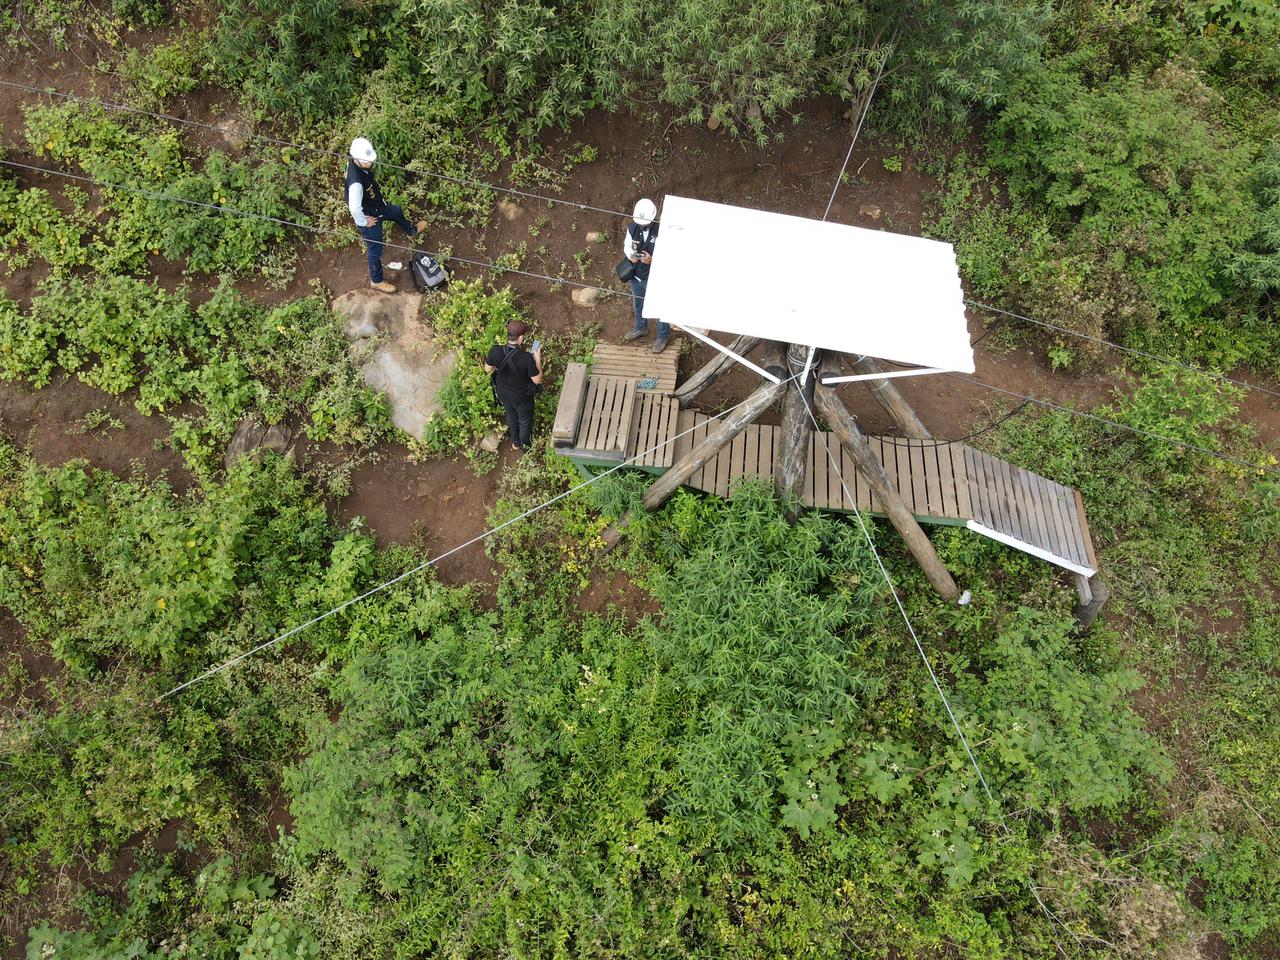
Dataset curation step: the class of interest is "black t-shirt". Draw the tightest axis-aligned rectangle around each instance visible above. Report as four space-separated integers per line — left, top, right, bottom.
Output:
486 343 538 403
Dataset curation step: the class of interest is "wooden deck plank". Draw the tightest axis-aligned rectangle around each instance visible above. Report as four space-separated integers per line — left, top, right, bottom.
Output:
987 455 1017 539
1044 478 1080 565
758 425 775 487
998 460 1029 545
674 409 696 463
552 363 590 443
656 397 678 467
1033 472 1071 562
907 442 929 516
589 343 680 394
920 442 943 515
639 395 662 466
999 459 1029 543
582 377 610 450
952 445 973 521
1055 479 1091 568
1073 488 1099 571
589 377 619 451
962 448 989 526
933 442 958 517
615 382 638 458
1016 466 1053 556
740 424 761 479
575 378 601 449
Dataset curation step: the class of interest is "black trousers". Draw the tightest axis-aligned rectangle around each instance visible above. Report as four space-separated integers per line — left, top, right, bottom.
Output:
501 396 534 449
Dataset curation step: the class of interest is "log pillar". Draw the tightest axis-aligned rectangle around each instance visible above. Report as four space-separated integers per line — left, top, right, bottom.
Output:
814 383 959 600
672 335 763 405
775 344 816 518
848 355 933 441
599 377 789 551
1071 573 1110 630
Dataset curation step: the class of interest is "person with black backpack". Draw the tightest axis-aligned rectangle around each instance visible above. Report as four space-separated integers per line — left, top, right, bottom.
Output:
483 320 543 453
345 137 427 293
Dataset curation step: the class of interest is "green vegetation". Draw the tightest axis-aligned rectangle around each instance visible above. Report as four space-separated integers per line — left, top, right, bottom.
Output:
2 1 1280 958
5 368 1276 954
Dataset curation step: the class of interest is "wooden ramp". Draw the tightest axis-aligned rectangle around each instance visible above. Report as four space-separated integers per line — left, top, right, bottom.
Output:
552 367 1097 577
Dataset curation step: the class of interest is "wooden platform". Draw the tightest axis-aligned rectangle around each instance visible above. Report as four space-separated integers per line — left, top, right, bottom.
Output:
553 372 1098 577
588 343 680 395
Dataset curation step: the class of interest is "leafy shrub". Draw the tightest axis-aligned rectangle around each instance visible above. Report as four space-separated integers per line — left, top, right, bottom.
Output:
26 857 319 959
212 0 378 120
25 101 305 277
0 276 392 475
119 34 213 108
418 280 528 454
989 57 1269 366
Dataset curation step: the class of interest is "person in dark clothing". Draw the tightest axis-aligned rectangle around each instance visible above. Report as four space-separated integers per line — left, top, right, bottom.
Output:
621 198 667 352
345 137 427 292
484 320 543 452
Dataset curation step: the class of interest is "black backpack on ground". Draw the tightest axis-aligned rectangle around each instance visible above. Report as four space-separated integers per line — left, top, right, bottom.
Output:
410 252 449 293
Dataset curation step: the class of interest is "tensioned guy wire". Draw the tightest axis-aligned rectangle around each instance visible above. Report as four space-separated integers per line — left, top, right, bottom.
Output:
158 371 803 700
0 77 643 223
0 158 647 305
796 390 1079 958
966 299 1280 402
948 374 1280 478
10 77 1280 408
9 155 1276 480
822 46 891 222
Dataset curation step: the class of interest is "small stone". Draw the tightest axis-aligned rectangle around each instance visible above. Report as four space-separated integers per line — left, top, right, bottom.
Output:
215 117 251 151
415 480 432 498
707 114 721 131
225 417 293 470
479 431 503 453
571 286 601 307
859 204 882 221
585 231 604 243
498 199 522 221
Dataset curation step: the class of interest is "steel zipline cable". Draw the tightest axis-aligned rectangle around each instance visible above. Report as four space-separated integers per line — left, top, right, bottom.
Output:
815 90 1079 959
796 392 1080 958
7 77 1280 407
966 299 1280 401
6 156 1278 479
0 77 643 223
0 157 646 305
157 370 804 700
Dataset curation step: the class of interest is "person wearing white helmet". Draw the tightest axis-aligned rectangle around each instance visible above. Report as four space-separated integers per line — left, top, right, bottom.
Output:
621 198 668 353
345 137 427 293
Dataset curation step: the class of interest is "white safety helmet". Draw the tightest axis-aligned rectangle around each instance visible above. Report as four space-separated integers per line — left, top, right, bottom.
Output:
349 137 377 163
632 198 657 227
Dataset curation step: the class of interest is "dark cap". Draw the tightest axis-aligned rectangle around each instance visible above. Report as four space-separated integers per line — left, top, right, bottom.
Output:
507 320 528 338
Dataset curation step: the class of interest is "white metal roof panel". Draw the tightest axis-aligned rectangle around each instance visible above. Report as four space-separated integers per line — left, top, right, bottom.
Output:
641 195 975 374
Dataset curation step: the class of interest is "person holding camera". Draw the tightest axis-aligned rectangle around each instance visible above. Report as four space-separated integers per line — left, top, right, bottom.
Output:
484 320 543 453
621 198 668 353
345 137 427 293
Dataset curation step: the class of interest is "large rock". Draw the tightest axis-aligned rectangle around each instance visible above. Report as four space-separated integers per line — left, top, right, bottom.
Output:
571 286 602 307
225 417 293 470
332 288 456 439
215 117 251 151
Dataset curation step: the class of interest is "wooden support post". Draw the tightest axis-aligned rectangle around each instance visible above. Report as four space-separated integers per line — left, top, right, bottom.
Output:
672 335 762 404
775 344 816 518
848 355 933 441
599 378 788 552
1071 573 1109 630
814 384 960 600
757 340 787 380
